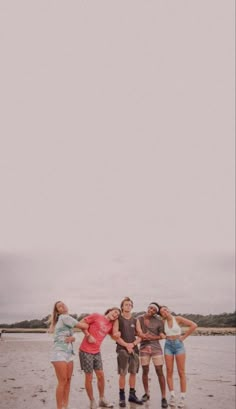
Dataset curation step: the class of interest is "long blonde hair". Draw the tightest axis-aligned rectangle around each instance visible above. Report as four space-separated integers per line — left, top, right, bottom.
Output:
48 301 61 333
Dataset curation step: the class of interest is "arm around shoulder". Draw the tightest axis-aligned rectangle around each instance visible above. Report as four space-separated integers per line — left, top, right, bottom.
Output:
75 318 89 331
136 318 145 338
112 318 121 339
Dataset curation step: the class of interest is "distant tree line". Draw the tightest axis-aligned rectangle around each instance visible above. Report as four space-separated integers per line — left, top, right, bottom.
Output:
0 313 84 329
0 311 235 329
176 312 236 327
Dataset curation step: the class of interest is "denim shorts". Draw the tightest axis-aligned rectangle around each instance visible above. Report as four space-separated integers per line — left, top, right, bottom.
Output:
51 350 75 362
164 339 185 356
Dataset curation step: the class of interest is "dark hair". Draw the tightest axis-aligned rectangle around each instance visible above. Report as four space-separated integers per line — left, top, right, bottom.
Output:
120 296 133 311
158 305 168 316
149 302 161 314
104 307 121 315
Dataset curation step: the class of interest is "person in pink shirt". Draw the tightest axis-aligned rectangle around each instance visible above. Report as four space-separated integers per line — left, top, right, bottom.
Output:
79 307 121 409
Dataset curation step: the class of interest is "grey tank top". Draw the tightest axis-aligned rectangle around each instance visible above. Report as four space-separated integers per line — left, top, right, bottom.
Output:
116 315 138 352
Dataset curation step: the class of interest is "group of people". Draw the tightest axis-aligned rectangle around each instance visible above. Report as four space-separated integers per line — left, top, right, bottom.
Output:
49 297 197 409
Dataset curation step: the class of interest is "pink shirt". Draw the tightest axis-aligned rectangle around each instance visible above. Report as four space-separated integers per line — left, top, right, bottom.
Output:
79 313 113 354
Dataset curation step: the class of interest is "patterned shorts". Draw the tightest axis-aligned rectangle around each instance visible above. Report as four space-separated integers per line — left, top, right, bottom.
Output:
140 345 164 366
79 350 103 373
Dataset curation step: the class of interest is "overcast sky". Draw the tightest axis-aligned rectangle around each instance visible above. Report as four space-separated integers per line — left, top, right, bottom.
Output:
0 1 235 323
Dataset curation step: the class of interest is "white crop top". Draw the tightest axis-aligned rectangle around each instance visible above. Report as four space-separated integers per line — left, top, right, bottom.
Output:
164 316 182 336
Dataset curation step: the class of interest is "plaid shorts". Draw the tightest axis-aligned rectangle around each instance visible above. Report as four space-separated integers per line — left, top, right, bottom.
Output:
79 350 103 373
140 344 164 366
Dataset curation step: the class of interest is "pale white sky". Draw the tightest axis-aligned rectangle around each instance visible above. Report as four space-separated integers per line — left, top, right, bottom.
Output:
0 1 235 323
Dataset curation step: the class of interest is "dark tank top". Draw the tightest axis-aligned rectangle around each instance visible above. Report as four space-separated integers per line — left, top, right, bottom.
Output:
116 315 138 353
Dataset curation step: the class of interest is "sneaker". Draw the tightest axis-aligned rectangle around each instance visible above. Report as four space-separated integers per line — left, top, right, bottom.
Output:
141 393 150 402
161 398 168 408
99 398 114 408
128 392 143 405
169 395 176 407
177 397 185 408
90 399 97 409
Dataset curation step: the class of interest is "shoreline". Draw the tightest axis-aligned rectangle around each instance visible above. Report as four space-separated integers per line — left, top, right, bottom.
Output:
0 334 235 409
193 327 236 335
1 327 236 335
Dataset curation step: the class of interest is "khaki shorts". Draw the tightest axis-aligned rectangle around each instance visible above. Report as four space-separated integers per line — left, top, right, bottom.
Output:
117 349 139 375
140 352 164 366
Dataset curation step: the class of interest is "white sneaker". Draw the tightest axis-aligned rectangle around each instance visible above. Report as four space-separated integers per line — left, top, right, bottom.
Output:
169 395 176 406
90 399 98 409
177 397 186 408
99 398 114 408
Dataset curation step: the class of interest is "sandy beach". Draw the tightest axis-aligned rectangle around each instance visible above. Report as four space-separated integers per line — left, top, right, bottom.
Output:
0 333 235 409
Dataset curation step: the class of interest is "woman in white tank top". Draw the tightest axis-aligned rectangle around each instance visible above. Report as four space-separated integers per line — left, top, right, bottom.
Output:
159 305 197 408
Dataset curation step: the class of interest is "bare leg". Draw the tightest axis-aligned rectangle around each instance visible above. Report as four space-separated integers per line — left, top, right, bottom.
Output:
52 362 70 409
164 355 174 392
63 361 73 408
119 374 126 389
129 373 136 389
175 354 186 393
155 365 166 398
85 372 94 401
142 365 150 395
95 370 105 398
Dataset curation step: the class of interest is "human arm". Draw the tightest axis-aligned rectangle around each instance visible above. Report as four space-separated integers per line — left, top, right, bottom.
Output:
115 337 134 353
75 319 89 331
176 316 198 341
139 330 164 341
65 336 76 343
142 333 164 341
112 319 121 340
115 331 141 353
60 314 90 343
159 319 166 339
65 319 89 343
136 317 164 340
132 336 142 346
78 317 96 343
136 318 146 338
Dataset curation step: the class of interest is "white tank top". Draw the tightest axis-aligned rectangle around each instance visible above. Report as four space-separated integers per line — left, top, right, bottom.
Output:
164 316 181 336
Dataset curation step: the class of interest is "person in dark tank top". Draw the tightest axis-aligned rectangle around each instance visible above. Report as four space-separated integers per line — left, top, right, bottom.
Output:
112 297 143 407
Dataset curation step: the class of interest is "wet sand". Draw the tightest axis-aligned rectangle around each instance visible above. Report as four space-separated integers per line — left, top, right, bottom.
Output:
0 333 235 409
